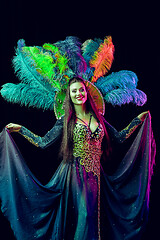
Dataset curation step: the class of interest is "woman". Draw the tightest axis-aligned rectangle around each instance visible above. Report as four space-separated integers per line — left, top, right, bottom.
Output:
2 77 152 240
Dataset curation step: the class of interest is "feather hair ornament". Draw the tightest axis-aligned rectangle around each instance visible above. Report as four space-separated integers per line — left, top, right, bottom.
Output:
89 36 114 83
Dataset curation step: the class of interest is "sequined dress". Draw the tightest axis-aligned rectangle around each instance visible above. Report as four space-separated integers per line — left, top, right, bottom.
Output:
0 114 156 240
72 119 104 240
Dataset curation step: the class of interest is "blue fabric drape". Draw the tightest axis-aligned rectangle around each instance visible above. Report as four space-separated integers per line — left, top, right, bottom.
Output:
0 114 156 240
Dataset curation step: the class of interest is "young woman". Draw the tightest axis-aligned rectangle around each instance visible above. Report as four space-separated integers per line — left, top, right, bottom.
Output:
2 77 152 240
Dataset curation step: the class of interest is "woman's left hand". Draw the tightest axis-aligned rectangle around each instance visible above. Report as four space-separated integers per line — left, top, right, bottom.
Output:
137 111 149 121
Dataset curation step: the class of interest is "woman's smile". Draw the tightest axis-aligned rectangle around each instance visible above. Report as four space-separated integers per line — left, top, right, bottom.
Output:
76 96 84 100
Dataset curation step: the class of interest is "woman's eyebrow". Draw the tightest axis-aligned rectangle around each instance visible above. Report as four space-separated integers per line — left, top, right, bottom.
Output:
71 87 84 91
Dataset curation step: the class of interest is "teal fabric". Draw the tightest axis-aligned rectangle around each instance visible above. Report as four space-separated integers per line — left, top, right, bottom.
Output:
0 114 156 239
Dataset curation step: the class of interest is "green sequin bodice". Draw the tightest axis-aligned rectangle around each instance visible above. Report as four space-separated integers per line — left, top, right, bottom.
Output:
73 122 105 177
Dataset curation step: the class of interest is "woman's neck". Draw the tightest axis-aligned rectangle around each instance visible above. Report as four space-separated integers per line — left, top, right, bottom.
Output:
74 104 88 118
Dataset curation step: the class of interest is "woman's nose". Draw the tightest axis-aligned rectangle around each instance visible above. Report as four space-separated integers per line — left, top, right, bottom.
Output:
76 90 82 96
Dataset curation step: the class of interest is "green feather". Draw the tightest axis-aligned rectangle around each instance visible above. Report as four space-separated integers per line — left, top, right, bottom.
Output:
43 43 69 74
43 43 59 53
0 39 58 110
22 46 61 89
12 40 57 92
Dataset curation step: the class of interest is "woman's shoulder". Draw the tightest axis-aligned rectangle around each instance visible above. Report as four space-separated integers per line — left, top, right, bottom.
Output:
56 115 65 123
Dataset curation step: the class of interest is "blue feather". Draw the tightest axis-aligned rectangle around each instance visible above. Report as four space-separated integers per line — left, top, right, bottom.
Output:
55 36 87 75
17 38 25 49
1 83 55 110
95 70 138 94
81 38 103 79
13 39 58 92
0 39 57 110
95 70 147 106
82 38 103 66
104 88 147 106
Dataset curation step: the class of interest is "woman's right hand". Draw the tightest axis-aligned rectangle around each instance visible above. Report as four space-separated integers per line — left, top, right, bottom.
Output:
137 111 149 122
6 123 22 133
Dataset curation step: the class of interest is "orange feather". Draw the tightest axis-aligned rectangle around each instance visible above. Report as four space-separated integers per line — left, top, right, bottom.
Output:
90 36 114 83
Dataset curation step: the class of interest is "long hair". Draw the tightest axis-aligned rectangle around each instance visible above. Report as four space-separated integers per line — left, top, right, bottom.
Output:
59 77 111 162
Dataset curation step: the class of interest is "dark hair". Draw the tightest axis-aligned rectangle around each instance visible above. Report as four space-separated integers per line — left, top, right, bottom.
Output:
59 77 111 162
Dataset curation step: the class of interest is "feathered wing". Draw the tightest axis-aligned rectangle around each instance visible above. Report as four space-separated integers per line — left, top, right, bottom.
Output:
95 70 147 106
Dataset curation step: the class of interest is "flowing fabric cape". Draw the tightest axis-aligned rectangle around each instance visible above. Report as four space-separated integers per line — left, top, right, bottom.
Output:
0 114 156 240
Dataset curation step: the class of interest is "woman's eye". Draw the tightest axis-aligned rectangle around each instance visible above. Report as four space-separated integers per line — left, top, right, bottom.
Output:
80 88 85 92
71 88 85 93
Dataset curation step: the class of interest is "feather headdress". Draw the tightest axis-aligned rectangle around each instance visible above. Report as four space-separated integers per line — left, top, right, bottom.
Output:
1 36 147 118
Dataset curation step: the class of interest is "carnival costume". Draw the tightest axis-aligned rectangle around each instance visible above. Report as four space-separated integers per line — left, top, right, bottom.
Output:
0 36 156 240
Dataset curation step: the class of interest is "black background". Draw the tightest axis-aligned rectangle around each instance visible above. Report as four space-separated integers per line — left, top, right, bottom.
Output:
0 0 159 239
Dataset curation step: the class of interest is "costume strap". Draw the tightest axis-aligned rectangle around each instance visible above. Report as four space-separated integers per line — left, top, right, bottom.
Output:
76 114 93 128
89 114 92 128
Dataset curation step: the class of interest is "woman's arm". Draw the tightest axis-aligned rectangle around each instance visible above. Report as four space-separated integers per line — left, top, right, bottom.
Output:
104 111 148 143
6 116 64 149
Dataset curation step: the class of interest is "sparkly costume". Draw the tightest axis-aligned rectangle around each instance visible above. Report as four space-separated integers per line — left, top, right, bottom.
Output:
0 114 156 240
0 36 156 239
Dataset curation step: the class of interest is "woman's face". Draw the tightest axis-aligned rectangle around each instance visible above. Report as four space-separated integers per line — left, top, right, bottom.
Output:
70 81 87 105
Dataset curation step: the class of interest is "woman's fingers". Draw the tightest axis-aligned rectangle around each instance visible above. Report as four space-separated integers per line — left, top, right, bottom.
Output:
5 123 21 132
